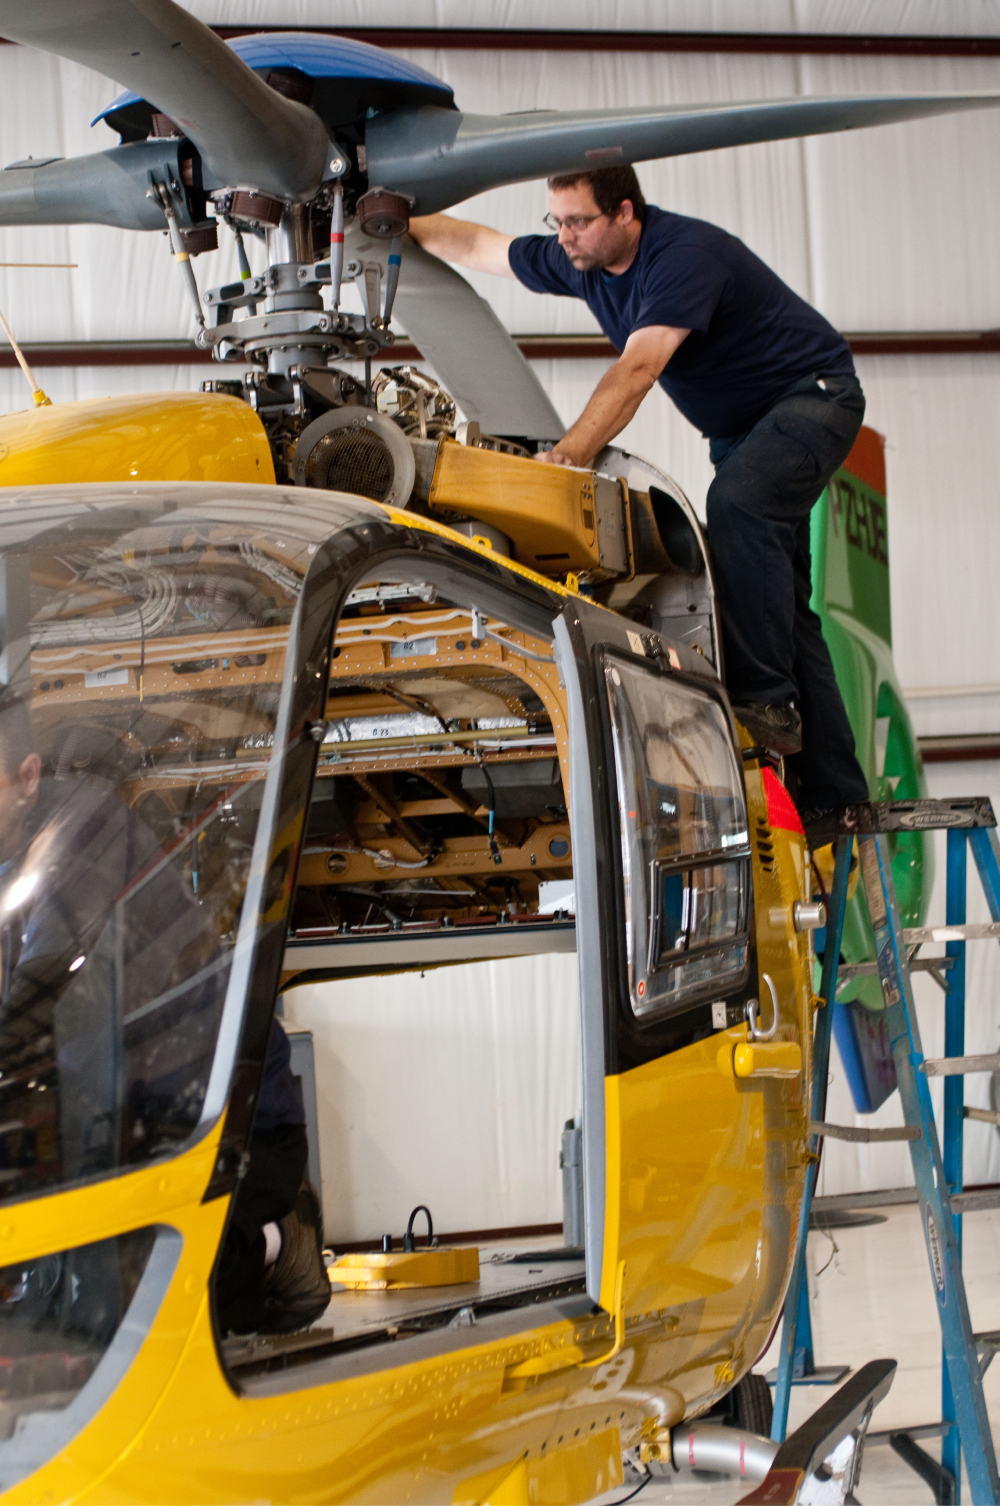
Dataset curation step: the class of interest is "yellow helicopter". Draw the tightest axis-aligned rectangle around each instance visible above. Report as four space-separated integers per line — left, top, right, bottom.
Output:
0 3 991 1501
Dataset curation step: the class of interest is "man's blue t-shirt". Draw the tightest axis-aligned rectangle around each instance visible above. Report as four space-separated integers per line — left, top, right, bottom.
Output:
508 206 854 440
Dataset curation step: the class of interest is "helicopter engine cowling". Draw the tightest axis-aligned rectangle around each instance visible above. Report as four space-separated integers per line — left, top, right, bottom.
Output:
293 407 416 508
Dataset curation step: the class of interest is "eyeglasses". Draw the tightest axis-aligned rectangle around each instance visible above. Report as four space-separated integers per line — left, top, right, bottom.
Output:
542 210 608 233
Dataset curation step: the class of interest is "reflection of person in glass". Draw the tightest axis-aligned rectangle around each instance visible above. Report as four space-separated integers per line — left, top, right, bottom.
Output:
0 695 328 1333
215 1018 331 1336
0 695 223 1186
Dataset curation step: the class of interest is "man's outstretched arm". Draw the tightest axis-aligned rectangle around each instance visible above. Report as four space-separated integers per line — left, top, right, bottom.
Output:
537 325 690 467
409 214 517 279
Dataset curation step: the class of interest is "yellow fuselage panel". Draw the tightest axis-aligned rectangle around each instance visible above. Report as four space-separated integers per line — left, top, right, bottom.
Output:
428 439 604 575
12 1275 673 1503
599 750 812 1418
0 392 275 487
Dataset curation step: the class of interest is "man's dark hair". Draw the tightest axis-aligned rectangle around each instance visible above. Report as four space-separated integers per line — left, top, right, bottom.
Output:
546 164 647 224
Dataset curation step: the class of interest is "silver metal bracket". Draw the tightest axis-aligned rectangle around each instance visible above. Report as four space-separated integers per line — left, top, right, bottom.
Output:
738 1360 895 1505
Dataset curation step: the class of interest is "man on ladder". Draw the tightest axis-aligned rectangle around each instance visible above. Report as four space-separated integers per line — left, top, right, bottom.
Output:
411 164 869 840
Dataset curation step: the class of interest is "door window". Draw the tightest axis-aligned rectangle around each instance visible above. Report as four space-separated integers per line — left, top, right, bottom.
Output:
605 656 750 1022
0 491 318 1207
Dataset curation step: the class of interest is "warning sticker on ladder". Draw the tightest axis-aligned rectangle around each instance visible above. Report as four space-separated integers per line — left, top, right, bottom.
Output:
926 1208 946 1305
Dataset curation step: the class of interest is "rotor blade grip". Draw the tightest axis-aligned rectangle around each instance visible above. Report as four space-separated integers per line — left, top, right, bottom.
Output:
368 92 1000 212
0 0 329 202
0 145 180 230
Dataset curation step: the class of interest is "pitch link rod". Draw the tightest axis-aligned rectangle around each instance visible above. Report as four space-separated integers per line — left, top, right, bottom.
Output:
152 183 204 328
329 181 344 310
382 235 402 326
233 227 252 283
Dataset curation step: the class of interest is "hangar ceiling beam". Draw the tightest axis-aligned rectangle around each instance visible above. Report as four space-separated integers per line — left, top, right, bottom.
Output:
3 27 1000 57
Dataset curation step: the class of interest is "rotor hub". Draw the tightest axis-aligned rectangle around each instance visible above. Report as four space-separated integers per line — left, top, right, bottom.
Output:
357 189 412 240
230 191 285 229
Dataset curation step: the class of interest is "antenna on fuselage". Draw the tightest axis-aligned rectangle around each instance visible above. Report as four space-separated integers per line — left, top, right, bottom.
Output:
0 261 76 408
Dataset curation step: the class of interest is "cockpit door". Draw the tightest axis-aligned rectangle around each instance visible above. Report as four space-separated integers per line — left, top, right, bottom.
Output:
553 599 754 1323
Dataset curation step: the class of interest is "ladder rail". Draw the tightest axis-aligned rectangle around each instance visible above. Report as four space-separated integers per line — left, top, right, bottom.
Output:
771 835 853 1444
862 832 1000 1504
968 827 1000 924
942 826 967 1494
944 817 1000 1499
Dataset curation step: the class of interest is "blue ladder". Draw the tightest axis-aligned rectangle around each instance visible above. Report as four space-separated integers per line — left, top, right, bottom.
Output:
771 798 1000 1505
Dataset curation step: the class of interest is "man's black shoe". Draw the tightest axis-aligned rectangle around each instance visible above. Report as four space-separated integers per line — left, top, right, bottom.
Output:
731 701 802 756
800 806 840 849
261 1184 331 1334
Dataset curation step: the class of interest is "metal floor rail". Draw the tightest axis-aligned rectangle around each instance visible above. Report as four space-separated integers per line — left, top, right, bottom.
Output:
771 797 1000 1505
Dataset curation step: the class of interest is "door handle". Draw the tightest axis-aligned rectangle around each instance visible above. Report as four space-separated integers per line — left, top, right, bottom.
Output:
748 972 780 1039
733 1039 802 1078
717 973 802 1078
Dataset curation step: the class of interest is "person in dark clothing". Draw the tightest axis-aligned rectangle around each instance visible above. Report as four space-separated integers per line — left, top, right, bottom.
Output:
0 706 225 1189
410 165 870 834
214 1017 330 1336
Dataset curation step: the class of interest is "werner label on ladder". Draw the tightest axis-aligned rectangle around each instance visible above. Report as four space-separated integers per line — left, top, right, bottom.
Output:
773 796 1000 1506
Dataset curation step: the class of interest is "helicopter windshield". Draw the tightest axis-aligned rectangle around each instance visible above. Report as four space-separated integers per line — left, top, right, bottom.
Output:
0 486 330 1209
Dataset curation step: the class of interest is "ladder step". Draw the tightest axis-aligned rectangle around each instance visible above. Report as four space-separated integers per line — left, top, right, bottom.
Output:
814 1188 918 1214
903 921 1000 945
868 1422 949 1447
837 956 955 981
809 1120 921 1143
920 1053 1000 1077
838 796 996 835
951 1189 1000 1213
977 1333 1000 1377
964 1106 1000 1127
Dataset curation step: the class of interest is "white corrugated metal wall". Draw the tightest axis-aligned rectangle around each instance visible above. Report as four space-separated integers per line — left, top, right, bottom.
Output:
0 4 998 1227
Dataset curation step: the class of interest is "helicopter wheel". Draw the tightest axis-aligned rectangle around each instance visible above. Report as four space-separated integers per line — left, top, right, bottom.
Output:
733 1371 773 1436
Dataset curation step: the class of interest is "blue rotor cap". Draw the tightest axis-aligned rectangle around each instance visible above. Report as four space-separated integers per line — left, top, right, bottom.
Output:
93 30 454 136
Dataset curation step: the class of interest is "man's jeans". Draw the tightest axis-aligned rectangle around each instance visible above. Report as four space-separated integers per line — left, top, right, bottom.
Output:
706 373 869 812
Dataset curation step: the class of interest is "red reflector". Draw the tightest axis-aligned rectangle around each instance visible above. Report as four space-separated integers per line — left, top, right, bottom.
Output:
762 767 804 834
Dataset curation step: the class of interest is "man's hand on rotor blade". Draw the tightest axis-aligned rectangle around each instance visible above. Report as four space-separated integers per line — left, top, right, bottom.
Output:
408 213 517 279
535 324 690 467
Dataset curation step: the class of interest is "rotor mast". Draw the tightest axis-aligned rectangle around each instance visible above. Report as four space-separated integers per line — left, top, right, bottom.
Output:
196 178 405 389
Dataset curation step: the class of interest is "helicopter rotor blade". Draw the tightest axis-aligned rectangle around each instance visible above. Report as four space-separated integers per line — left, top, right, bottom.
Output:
0 0 329 202
0 142 194 230
347 224 564 439
367 91 1000 213
394 246 566 439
